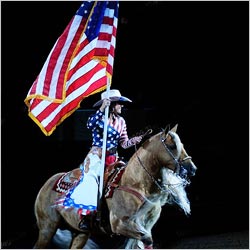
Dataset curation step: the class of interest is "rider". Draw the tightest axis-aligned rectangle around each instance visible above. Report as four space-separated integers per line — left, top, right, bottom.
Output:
62 89 143 231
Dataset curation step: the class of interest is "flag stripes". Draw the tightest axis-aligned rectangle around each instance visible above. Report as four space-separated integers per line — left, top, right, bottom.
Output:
24 1 119 136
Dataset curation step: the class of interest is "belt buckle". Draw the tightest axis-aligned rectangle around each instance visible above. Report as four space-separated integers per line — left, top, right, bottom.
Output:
108 147 116 155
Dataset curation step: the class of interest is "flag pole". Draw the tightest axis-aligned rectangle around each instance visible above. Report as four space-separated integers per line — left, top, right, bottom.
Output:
98 78 111 200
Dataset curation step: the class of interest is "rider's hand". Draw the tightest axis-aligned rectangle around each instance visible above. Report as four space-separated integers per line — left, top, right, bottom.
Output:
100 98 111 112
134 136 143 144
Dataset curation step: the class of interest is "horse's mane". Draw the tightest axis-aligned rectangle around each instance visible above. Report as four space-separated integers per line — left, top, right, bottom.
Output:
167 131 182 159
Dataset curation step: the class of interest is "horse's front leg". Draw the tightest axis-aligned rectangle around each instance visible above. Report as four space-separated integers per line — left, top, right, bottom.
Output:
134 201 162 249
110 215 153 248
110 201 162 249
70 232 90 249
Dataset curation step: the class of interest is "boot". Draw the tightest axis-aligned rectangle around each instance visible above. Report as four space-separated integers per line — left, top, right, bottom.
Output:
78 211 97 231
78 214 92 231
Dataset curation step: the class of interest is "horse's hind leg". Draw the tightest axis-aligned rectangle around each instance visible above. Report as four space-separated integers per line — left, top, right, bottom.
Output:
33 227 57 249
33 213 60 249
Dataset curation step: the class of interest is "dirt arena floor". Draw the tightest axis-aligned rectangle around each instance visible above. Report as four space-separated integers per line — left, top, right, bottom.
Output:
166 230 249 249
2 228 248 249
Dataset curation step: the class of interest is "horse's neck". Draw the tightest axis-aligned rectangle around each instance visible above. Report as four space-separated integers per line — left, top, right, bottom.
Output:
120 146 158 188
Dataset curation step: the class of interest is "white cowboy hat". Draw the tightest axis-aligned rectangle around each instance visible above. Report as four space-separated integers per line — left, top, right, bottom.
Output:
93 89 132 107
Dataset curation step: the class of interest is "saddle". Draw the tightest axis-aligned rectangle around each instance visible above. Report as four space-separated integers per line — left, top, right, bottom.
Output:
53 161 127 234
104 161 126 198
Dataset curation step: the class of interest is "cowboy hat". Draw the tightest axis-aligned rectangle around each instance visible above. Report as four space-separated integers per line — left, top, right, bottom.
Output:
93 89 132 107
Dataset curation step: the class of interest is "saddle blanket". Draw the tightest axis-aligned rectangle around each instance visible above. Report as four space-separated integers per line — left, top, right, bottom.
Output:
53 168 81 193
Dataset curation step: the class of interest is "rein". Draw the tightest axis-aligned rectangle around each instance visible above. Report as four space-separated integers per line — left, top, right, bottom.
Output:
134 143 164 192
114 131 191 202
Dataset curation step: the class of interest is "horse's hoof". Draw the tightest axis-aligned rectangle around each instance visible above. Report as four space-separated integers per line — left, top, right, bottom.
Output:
136 243 153 249
144 245 153 249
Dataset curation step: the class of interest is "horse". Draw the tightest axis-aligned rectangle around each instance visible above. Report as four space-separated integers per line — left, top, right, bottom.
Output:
33 124 197 249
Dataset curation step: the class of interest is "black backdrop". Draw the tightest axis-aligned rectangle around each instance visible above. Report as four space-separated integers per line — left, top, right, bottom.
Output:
1 1 249 248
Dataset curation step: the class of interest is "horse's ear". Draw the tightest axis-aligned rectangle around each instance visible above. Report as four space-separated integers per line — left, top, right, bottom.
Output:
163 124 175 144
170 124 178 133
163 124 171 135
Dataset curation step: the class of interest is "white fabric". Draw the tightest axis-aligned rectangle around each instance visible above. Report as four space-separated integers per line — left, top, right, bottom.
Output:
68 152 102 214
93 89 132 107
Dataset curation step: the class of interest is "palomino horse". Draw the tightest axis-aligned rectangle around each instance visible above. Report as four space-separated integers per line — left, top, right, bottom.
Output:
33 124 197 249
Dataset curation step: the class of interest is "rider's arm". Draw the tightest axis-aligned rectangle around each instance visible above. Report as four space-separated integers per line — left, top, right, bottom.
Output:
87 98 110 130
119 120 142 149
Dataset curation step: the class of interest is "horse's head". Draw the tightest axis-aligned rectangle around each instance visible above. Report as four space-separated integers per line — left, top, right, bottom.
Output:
157 124 197 181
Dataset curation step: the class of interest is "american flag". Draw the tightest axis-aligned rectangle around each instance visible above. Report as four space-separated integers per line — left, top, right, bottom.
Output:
24 1 119 136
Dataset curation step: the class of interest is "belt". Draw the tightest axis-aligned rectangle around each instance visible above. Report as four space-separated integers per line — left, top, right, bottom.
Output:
106 147 117 155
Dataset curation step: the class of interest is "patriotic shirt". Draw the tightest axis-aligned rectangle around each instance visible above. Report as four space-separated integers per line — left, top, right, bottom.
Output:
87 109 138 150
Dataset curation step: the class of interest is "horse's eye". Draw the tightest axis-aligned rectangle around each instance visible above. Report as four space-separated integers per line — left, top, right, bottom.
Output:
168 144 176 150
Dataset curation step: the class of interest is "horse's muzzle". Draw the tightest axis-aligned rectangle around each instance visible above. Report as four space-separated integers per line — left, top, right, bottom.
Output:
182 162 197 177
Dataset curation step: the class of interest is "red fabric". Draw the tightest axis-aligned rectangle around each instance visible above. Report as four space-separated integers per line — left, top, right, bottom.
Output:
105 155 116 166
77 208 83 219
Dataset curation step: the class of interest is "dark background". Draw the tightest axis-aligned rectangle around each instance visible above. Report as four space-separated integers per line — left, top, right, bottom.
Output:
1 1 249 248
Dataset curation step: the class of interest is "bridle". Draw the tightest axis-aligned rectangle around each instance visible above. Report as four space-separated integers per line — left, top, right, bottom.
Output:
134 131 192 192
160 132 192 175
115 131 192 203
